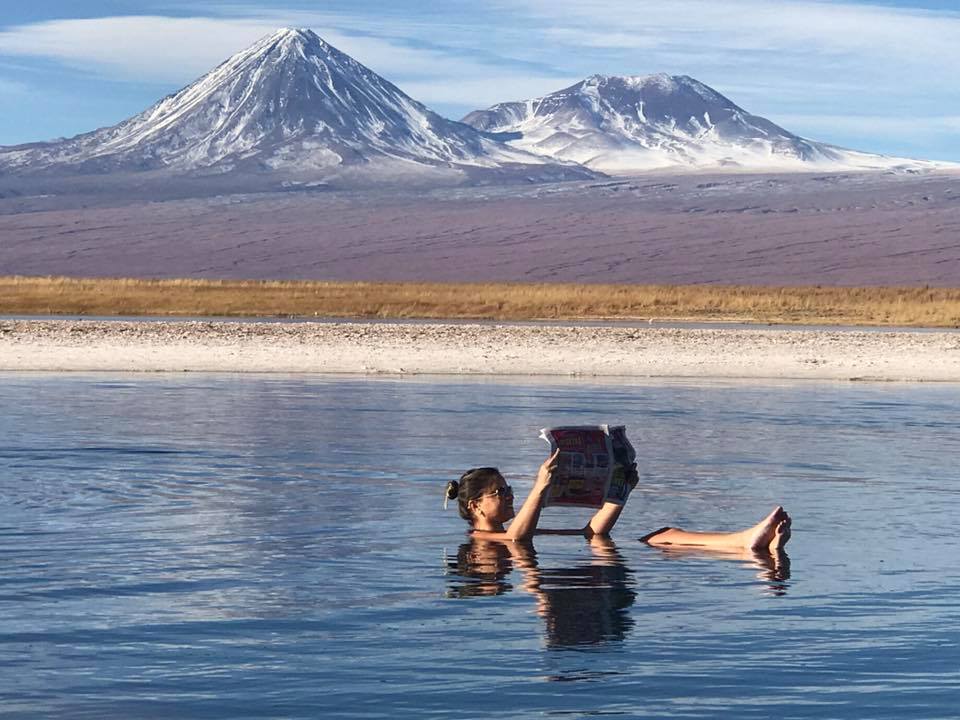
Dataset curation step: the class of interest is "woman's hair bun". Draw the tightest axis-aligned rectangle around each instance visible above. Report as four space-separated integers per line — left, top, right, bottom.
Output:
445 480 460 500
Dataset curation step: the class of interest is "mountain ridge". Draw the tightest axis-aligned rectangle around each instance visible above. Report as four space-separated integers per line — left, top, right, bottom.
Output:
1 30 953 186
463 73 949 174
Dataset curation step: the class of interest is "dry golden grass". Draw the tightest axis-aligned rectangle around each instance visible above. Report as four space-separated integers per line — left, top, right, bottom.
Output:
3 276 960 327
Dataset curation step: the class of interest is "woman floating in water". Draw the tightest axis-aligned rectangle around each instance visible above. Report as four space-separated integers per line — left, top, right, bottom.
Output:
444 449 791 550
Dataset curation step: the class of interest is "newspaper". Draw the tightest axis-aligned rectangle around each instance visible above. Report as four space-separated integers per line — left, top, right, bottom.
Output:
538 425 636 508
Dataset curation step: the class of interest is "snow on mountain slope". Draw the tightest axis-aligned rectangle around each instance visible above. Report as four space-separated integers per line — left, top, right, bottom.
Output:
0 29 591 179
463 74 951 174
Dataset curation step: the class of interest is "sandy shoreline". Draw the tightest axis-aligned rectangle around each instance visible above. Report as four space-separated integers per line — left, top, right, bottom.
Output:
2 319 960 381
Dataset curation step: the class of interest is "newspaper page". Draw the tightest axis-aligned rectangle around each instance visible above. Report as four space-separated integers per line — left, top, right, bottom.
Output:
538 425 636 508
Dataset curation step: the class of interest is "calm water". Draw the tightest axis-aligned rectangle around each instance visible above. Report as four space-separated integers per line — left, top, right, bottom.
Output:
2 374 960 719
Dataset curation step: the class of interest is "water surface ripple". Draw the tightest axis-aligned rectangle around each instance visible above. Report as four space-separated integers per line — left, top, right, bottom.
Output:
2 374 959 719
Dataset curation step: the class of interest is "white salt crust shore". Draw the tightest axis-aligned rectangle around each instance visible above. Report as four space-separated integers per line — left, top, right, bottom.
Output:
1 319 960 381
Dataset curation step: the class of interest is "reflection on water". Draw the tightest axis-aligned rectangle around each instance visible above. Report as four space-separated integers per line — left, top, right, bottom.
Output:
447 538 792 649
447 538 637 647
3 374 960 718
649 546 792 597
532 539 636 649
446 540 517 598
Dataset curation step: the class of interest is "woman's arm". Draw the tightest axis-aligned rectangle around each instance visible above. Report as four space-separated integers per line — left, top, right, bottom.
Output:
505 449 559 541
583 463 638 538
583 502 627 538
471 450 559 542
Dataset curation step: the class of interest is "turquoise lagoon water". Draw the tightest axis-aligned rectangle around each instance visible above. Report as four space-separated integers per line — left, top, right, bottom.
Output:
2 374 959 719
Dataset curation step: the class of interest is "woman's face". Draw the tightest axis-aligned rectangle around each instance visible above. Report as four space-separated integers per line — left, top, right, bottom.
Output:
472 474 515 525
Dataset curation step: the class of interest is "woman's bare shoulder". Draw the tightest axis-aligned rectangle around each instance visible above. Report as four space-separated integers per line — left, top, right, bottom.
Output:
468 529 512 541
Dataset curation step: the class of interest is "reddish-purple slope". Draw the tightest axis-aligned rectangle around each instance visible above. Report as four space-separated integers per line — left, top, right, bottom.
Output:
2 172 958 286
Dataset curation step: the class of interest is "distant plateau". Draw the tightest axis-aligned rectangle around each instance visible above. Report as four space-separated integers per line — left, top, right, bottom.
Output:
2 171 958 287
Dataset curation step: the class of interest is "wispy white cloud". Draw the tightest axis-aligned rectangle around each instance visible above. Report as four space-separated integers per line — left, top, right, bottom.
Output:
0 13 561 88
5 3 959 95
0 16 275 81
522 0 960 60
516 0 960 110
540 27 667 51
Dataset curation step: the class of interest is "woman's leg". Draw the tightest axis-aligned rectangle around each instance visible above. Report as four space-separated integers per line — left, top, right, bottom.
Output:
641 506 791 552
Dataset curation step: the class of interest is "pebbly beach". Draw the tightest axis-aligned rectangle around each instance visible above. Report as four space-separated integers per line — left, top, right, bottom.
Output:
2 318 959 381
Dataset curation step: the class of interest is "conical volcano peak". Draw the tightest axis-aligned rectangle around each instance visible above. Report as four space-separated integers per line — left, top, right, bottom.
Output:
259 27 332 54
236 27 333 64
229 27 386 95
253 27 321 46
272 27 316 41
0 26 593 182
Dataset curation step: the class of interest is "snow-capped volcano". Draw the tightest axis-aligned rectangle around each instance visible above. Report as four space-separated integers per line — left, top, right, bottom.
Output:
0 28 590 180
463 74 943 173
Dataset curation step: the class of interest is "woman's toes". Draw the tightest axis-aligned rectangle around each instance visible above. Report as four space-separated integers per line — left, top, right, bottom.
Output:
770 518 791 549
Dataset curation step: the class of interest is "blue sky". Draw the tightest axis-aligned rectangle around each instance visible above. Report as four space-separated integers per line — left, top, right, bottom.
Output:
1 0 958 161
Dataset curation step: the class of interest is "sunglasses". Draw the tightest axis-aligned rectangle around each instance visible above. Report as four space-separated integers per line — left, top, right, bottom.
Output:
482 485 514 499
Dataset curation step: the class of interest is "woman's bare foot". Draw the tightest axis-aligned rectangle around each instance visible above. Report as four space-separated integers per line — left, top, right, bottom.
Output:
744 507 791 551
